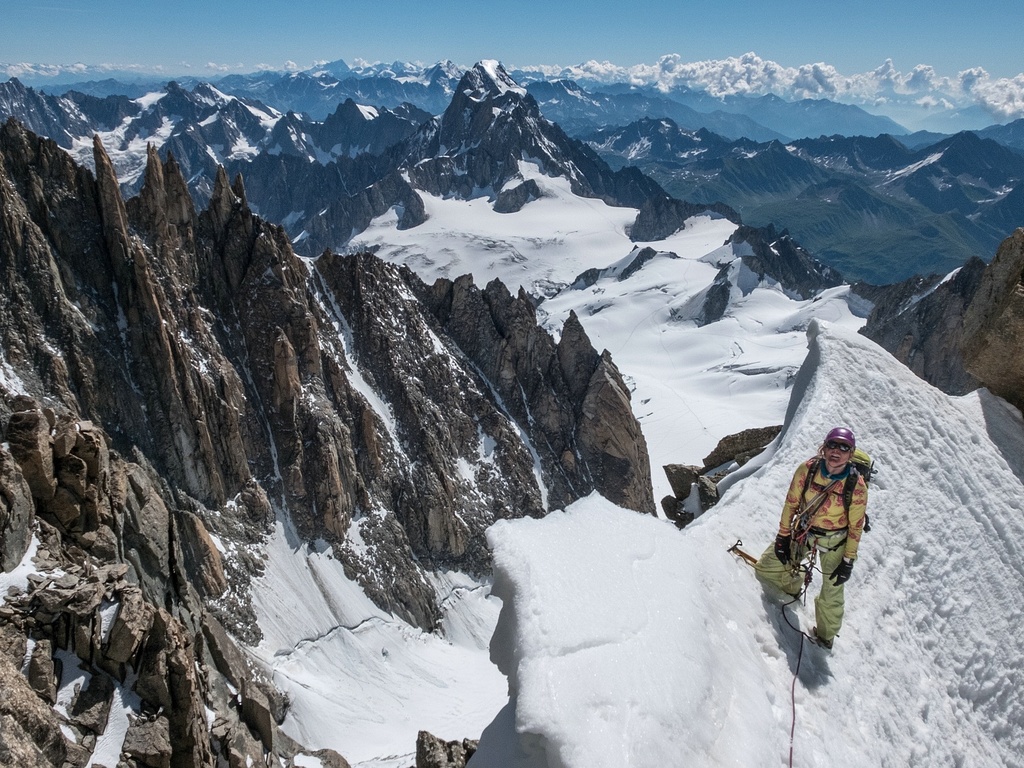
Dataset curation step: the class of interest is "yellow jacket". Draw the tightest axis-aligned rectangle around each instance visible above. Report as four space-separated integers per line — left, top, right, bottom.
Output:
778 457 868 560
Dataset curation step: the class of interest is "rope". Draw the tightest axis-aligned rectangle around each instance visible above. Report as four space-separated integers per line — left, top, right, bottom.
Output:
789 636 804 767
777 544 820 768
726 537 825 767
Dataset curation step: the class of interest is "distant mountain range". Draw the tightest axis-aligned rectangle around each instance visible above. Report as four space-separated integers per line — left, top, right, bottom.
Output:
2 60 1023 284
588 120 1024 282
10 52 1024 133
16 60 910 142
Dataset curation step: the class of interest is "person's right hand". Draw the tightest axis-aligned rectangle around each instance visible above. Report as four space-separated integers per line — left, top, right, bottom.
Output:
774 534 791 565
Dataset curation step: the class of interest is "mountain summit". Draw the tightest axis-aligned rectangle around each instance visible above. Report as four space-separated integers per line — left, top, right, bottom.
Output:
277 62 667 258
458 59 527 100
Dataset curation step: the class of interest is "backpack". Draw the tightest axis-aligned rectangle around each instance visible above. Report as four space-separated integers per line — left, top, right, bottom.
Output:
801 447 875 531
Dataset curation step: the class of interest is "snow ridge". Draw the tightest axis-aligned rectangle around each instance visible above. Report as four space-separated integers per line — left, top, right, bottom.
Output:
479 320 1024 768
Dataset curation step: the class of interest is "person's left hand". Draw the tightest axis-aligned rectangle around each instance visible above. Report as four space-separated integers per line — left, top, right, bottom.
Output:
830 558 854 586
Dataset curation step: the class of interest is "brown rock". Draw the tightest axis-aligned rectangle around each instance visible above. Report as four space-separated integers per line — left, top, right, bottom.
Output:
663 464 701 500
578 352 655 514
122 713 172 768
858 260 986 395
178 511 227 598
0 441 35 571
661 495 695 529
962 228 1024 411
697 475 720 511
416 730 478 768
240 679 275 752
0 651 67 768
68 670 114 735
27 638 57 704
105 587 154 664
5 406 56 501
702 425 782 471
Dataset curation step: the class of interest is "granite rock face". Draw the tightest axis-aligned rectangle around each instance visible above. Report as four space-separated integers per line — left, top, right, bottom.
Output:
858 229 1024 408
660 425 781 528
858 258 987 395
0 118 655 765
961 228 1024 412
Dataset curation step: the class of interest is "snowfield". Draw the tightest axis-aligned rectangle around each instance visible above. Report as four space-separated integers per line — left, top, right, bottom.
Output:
477 320 1024 768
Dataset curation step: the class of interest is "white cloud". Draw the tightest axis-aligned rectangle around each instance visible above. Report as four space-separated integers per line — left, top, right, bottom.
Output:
959 70 1024 120
520 52 1024 123
5 51 1023 123
204 62 237 73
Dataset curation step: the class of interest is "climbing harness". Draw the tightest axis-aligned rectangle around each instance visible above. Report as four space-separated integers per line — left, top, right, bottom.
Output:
791 477 840 546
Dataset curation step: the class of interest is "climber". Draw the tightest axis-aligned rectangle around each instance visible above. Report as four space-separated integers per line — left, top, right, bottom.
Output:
754 426 868 650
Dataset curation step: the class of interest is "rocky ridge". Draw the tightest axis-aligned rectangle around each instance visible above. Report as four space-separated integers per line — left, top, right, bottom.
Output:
0 77 429 207
858 228 1024 410
0 118 653 766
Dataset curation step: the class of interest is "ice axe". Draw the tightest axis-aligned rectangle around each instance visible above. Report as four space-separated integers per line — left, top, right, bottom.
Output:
728 539 758 566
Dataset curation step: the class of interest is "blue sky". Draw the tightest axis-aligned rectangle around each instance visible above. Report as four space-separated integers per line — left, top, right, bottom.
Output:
1 0 1022 79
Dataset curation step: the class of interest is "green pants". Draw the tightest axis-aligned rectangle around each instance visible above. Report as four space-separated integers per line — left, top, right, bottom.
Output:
754 529 848 644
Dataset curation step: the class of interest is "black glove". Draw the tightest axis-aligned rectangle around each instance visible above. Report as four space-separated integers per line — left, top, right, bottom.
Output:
830 558 854 586
774 534 791 565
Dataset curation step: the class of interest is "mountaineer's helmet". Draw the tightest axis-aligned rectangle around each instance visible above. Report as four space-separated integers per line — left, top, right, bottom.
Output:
824 426 856 450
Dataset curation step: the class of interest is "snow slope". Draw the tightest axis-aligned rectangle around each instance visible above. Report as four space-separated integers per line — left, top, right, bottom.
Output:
248 526 507 767
476 320 1024 768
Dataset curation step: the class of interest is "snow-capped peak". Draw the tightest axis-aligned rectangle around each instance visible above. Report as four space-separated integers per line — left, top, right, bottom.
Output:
462 60 527 101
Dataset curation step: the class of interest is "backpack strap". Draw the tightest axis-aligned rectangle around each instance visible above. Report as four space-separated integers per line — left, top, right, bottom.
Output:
842 465 859 513
844 464 872 532
800 457 820 501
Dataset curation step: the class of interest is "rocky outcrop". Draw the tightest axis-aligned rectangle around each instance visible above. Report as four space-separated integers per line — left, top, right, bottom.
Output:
0 624 69 768
0 403 290 767
858 258 986 395
494 178 542 213
701 425 783 470
416 730 478 768
661 425 781 527
630 195 741 242
695 266 734 327
412 274 655 514
961 228 1024 411
857 229 1024 411
656 221 845 328
727 224 844 300
860 228 1024 409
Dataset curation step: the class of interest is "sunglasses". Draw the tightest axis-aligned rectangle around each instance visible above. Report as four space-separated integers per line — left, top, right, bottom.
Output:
825 441 853 453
